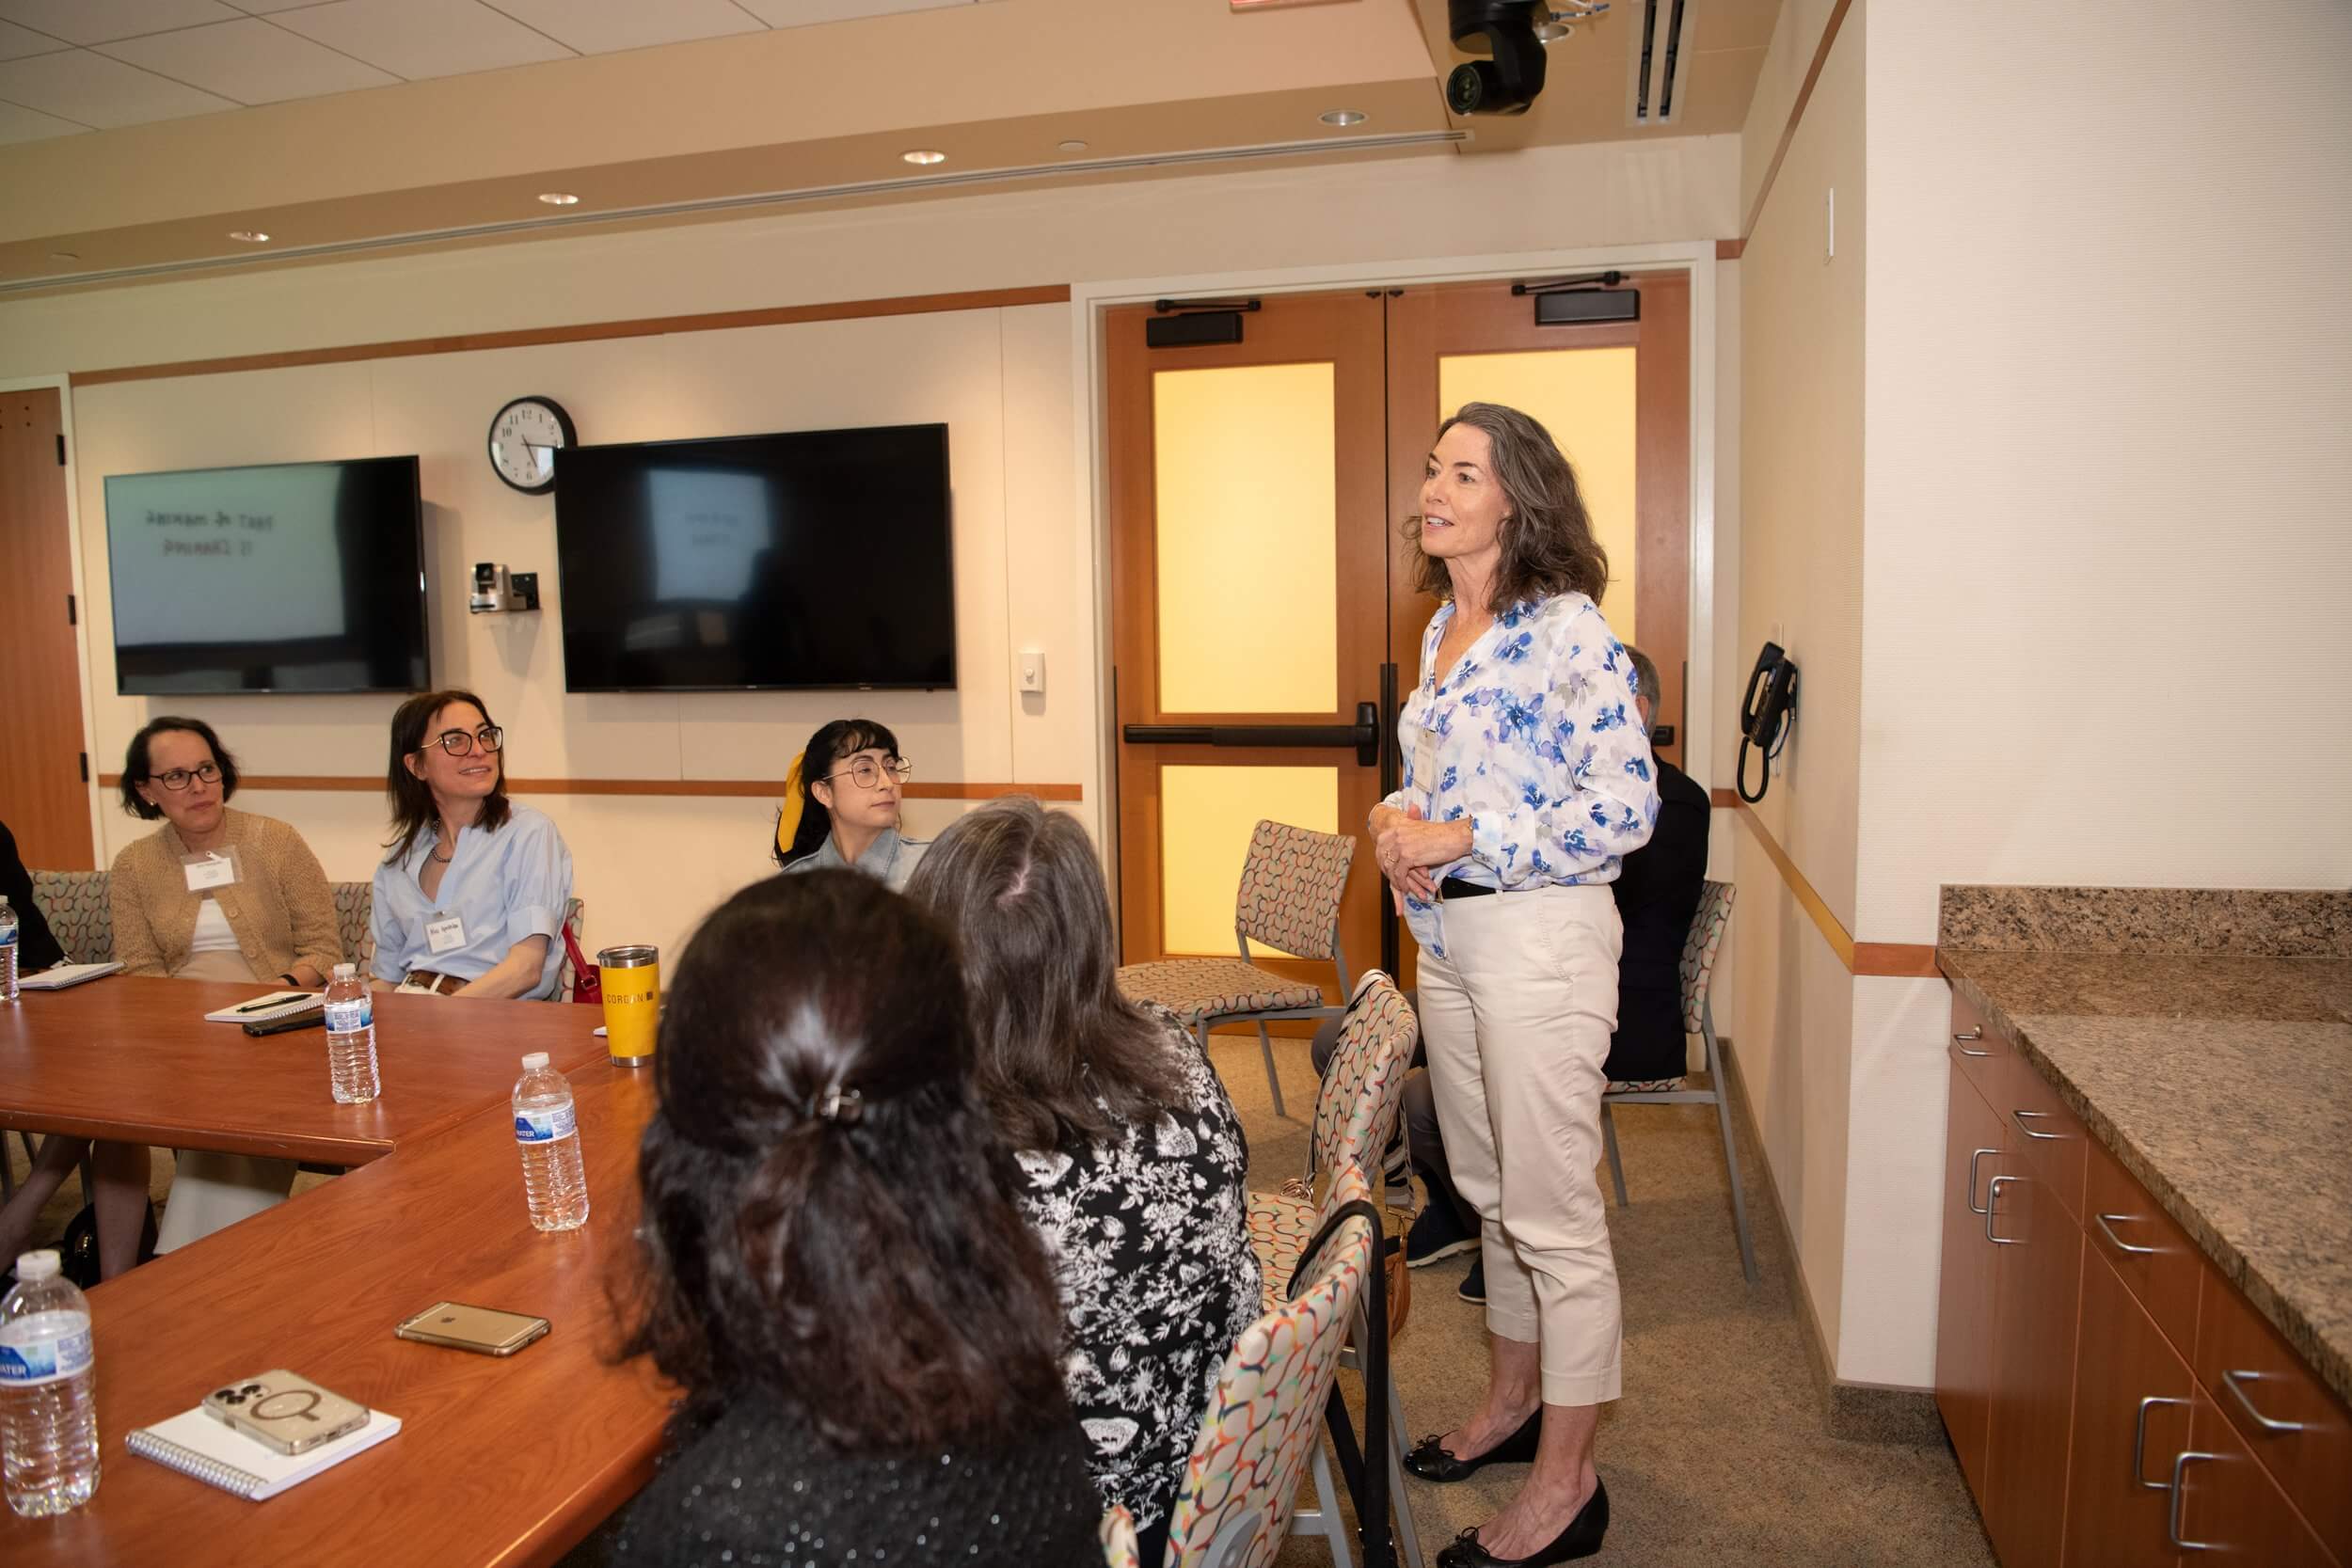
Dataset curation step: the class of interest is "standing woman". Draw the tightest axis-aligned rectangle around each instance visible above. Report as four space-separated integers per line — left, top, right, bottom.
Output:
372 690 573 1000
772 718 927 890
1374 404 1658 1568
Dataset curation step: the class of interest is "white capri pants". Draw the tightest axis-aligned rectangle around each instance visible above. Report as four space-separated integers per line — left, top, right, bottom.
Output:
1417 882 1624 1406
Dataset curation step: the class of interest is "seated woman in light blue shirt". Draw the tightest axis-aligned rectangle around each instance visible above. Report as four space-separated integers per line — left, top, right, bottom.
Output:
772 718 928 892
370 688 573 1000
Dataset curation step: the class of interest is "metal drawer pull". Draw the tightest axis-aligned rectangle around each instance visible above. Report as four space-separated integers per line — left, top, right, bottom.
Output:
2167 1450 2219 1551
1984 1175 2021 1244
2221 1370 2308 1433
1952 1027 1992 1057
1965 1148 1997 1215
2133 1397 2188 1489
2011 1108 2063 1141
2096 1212 2158 1257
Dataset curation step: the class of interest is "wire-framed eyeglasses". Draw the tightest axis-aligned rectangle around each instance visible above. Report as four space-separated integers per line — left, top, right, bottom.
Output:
152 762 222 791
419 724 505 758
823 755 913 790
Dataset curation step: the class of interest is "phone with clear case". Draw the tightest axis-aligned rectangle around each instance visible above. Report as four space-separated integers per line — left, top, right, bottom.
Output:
200 1370 370 1455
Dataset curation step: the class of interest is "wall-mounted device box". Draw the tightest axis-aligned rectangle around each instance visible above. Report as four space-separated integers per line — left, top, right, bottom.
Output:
469 562 540 613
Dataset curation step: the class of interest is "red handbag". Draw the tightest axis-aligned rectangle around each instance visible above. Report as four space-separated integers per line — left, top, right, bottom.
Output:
561 923 602 1005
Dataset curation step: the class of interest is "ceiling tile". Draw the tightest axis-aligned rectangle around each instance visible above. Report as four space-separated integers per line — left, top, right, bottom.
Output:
100 18 400 103
0 0 241 46
481 0 762 55
0 95 87 141
271 0 574 81
734 0 977 27
0 47 236 125
0 18 67 58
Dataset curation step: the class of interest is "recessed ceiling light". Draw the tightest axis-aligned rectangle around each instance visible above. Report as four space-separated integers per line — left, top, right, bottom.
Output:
228 230 271 244
1319 109 1367 127
901 149 946 166
49 251 79 262
1057 138 1089 152
537 192 580 207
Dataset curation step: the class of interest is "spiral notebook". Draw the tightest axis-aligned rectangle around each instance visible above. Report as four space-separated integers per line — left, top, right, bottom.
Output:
127 1405 402 1500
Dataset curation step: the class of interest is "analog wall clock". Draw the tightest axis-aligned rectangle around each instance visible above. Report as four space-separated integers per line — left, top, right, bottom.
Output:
487 395 576 494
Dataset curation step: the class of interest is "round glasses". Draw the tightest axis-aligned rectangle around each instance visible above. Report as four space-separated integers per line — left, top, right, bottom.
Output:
824 755 913 791
419 724 505 758
152 762 221 791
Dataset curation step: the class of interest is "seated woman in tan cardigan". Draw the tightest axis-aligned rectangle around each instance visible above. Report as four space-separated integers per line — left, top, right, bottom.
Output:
0 718 344 1275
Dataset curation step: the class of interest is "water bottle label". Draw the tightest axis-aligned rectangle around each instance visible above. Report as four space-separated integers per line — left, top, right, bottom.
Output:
514 1103 578 1144
325 998 372 1031
0 1314 94 1387
0 927 15 947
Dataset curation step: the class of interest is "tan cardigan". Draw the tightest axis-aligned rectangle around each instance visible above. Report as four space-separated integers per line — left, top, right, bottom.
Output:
109 808 342 982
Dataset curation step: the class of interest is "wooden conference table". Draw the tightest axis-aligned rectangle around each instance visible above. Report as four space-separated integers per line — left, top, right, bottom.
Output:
0 978 676 1566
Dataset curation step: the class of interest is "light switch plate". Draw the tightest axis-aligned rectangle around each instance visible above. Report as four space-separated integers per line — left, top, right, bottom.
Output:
1017 647 1045 692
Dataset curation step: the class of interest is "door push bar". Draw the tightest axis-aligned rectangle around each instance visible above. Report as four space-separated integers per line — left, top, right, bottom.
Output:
1124 702 1381 768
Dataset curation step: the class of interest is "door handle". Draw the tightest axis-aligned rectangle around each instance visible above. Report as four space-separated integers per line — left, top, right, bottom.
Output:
2011 1108 2063 1141
2095 1212 2158 1258
1124 701 1381 767
1984 1175 2022 1244
2220 1370 2307 1433
1964 1148 1997 1215
2167 1450 2220 1551
2133 1396 2188 1489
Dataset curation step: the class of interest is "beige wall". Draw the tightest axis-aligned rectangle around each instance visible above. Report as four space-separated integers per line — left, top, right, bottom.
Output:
13 135 1740 969
1728 0 1865 1370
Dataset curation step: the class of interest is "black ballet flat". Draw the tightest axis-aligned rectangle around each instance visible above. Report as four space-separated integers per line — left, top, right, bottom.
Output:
1402 1407 1543 1482
1434 1478 1609 1567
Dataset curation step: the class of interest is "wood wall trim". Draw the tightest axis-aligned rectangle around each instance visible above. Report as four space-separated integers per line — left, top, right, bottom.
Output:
1737 0 1854 249
1708 784 1939 978
96 773 1080 802
1716 238 1745 261
70 284 1073 387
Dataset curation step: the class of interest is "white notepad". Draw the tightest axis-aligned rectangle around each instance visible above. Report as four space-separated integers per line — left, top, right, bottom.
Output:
203 990 321 1024
15 962 122 990
127 1405 401 1500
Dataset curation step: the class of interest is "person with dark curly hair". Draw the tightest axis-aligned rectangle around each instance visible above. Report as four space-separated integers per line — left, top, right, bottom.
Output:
605 870 1103 1568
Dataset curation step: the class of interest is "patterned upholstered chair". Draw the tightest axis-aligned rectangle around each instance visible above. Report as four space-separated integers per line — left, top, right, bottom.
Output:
1165 1164 1379 1568
1099 1505 1140 1568
1598 879 1756 1283
1244 971 1422 1568
1116 819 1356 1118
29 870 113 964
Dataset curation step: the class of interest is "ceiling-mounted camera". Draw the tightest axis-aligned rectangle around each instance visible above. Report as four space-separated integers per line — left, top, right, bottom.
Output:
1446 0 1549 117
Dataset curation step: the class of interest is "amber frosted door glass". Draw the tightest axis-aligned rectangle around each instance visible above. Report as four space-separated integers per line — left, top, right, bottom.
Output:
1160 764 1339 957
1438 347 1639 641
1152 363 1339 714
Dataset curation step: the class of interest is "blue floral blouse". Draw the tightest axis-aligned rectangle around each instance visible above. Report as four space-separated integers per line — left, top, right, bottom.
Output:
1383 591 1660 958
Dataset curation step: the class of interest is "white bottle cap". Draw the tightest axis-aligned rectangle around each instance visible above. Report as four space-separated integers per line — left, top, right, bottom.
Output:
520 1052 550 1071
332 962 357 979
14 1249 59 1283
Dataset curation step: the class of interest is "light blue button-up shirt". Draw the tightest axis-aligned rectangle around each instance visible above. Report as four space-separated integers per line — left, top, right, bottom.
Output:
370 801 573 999
1382 591 1660 958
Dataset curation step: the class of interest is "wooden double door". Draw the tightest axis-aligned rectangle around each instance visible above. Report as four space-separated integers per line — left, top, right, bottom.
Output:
1107 275 1692 990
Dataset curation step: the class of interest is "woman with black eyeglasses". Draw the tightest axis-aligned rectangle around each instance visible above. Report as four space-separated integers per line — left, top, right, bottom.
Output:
371 689 574 1000
773 718 929 891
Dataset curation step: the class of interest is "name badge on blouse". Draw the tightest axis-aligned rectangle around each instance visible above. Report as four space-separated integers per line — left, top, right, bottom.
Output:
424 914 467 956
182 851 237 893
1413 731 1438 810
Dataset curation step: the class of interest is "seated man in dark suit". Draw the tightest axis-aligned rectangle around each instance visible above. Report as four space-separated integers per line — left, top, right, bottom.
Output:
1395 643 1710 1301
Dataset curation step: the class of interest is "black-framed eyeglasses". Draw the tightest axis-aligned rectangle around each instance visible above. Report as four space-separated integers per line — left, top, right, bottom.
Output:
419 724 505 758
152 762 222 791
823 755 913 791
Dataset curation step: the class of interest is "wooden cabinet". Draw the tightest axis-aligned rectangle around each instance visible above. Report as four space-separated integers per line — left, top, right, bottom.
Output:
1934 994 2348 1568
2061 1246 2191 1568
1937 1054 2006 1500
1981 1137 2085 1568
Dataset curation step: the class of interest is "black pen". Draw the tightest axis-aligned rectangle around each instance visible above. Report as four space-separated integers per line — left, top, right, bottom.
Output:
230 992 309 1015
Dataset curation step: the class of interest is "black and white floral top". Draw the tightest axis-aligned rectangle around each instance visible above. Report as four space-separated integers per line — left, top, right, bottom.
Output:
1013 1004 1262 1538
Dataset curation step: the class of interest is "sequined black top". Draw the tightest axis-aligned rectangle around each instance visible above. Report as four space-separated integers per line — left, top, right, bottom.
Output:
597 1400 1104 1568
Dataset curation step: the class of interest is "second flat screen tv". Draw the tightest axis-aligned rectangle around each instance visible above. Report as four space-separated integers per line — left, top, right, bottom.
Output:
554 423 954 692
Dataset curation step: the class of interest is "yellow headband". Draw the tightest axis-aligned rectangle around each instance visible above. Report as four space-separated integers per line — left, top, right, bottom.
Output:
776 749 807 859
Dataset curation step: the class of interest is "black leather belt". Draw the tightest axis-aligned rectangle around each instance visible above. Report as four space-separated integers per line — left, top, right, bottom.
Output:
1438 877 1497 900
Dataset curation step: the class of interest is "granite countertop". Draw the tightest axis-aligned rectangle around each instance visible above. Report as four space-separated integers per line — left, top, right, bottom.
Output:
1936 946 2352 1409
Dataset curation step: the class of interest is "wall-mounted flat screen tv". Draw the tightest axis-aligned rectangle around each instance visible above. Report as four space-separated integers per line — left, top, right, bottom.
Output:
553 423 954 692
103 456 428 695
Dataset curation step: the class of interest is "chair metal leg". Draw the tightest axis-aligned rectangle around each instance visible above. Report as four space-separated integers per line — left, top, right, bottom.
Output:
1256 1022 1288 1119
1708 1034 1760 1285
1600 1101 1629 1207
1308 1443 1357 1568
1384 1365 1424 1568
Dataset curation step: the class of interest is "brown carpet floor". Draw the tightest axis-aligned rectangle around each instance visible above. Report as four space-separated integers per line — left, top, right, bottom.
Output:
1213 1029 1996 1568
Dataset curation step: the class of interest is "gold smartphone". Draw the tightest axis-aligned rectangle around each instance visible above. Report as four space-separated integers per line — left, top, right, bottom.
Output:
201 1370 370 1456
394 1301 550 1356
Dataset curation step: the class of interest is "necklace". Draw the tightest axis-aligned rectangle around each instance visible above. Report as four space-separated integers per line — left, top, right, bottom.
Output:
429 835 454 863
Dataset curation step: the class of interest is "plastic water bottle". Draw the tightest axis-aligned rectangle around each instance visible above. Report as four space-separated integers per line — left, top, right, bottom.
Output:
513 1053 588 1231
0 896 17 1004
322 962 380 1105
0 1250 99 1518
